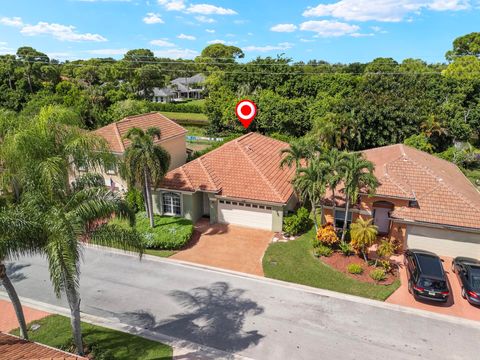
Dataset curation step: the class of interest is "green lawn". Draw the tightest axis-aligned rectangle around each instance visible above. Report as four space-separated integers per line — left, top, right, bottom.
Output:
11 315 172 360
145 248 177 257
160 111 208 122
184 125 208 137
263 228 400 301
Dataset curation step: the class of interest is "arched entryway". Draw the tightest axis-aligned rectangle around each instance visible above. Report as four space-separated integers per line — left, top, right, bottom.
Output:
372 201 394 235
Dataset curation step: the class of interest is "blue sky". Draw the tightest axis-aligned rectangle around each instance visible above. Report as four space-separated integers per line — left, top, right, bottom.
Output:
0 0 479 63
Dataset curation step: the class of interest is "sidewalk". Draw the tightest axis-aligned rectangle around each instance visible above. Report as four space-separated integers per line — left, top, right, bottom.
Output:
0 299 50 332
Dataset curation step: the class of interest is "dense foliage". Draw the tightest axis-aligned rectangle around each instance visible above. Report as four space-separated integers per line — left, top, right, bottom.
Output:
283 207 312 236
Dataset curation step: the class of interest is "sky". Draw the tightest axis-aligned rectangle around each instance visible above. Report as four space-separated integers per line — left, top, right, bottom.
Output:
0 0 479 63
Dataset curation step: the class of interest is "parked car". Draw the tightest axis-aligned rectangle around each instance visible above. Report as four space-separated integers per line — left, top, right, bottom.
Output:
404 249 450 302
452 257 480 306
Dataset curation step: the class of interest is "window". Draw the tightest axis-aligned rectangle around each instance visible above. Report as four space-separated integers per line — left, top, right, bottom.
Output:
232 202 238 205
259 205 265 209
266 206 272 210
245 204 251 207
220 200 225 204
252 204 258 208
226 201 231 205
334 210 352 230
162 192 181 216
239 203 244 206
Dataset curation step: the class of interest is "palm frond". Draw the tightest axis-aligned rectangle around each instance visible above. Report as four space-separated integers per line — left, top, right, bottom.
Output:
89 224 144 257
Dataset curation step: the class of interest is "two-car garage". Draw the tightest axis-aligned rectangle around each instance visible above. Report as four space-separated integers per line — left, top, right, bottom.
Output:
406 225 480 258
218 199 274 231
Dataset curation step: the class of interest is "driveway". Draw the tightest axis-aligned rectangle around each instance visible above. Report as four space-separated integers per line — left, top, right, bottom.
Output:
387 255 480 321
0 299 50 332
171 218 273 276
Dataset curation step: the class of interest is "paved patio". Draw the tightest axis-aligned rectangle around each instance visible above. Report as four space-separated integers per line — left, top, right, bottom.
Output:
387 255 480 321
171 218 273 276
0 299 50 332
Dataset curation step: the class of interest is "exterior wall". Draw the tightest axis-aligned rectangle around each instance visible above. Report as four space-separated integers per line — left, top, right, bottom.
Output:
161 135 187 170
272 205 284 232
208 193 218 223
389 221 407 251
285 193 299 212
182 191 203 222
152 190 162 214
360 195 409 213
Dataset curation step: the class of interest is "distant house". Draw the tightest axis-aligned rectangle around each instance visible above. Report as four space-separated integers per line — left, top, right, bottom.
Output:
151 74 205 103
75 112 187 192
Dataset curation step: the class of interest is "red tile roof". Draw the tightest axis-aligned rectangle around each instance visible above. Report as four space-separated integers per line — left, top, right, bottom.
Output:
0 332 87 360
162 133 296 204
93 112 187 153
357 144 480 230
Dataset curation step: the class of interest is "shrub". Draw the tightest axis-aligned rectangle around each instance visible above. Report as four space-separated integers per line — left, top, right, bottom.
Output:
125 188 145 213
149 102 205 114
339 242 354 256
370 269 387 282
347 263 363 274
316 223 339 246
313 244 333 257
283 207 312 235
350 218 378 263
378 259 392 273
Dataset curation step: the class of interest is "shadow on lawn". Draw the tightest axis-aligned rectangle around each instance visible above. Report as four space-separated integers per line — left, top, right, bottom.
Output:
118 282 264 356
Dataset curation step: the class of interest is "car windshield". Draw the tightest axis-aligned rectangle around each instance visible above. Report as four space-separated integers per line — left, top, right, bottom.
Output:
416 254 443 277
419 277 446 290
471 267 480 291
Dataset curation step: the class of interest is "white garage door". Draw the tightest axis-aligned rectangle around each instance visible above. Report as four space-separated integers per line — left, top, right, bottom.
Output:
218 200 273 230
407 225 480 258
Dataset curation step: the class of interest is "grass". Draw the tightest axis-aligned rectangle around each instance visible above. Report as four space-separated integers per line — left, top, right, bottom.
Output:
184 125 208 137
464 168 480 190
11 315 172 360
145 248 177 257
160 111 208 122
263 228 400 301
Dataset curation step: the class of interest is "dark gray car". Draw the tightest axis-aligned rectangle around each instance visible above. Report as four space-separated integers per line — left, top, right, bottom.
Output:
452 257 480 306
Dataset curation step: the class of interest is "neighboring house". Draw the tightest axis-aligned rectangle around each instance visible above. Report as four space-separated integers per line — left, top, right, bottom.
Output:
151 74 205 103
0 332 87 360
156 133 297 231
80 112 187 191
323 144 480 258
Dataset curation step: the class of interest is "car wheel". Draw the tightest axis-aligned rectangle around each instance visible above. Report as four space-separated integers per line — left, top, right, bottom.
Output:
461 287 466 299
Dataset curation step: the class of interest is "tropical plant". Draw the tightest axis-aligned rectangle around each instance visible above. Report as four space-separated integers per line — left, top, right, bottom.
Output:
350 218 378 263
316 223 339 246
283 207 312 236
370 268 387 282
339 242 354 256
313 244 333 257
280 138 312 171
122 127 171 228
375 238 397 269
347 263 363 275
339 153 378 243
293 158 328 230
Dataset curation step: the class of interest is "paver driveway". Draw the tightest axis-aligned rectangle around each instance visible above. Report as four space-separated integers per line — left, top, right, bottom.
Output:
171 218 273 276
0 299 50 332
387 255 480 321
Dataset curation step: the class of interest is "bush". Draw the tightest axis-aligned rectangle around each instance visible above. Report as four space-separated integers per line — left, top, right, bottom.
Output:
316 223 339 246
378 259 393 273
347 263 363 274
283 207 312 235
125 188 145 213
339 242 354 256
313 244 333 257
370 269 387 282
149 102 205 114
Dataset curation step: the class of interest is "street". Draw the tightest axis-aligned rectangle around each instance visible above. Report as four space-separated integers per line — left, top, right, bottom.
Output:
4 246 480 360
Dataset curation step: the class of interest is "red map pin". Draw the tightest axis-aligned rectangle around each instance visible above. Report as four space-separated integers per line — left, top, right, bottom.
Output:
235 100 257 129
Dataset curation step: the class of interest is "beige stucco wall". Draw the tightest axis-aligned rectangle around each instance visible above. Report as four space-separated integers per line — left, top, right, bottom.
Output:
161 135 187 170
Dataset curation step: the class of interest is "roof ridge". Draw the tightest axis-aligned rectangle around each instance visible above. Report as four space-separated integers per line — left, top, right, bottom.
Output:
379 174 413 198
236 138 284 202
382 153 415 197
113 122 125 152
179 166 194 190
120 111 158 122
198 157 219 190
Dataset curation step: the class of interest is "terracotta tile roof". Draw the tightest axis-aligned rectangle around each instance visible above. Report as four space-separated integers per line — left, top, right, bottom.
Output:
0 332 87 360
162 133 296 204
93 112 187 153
331 144 480 230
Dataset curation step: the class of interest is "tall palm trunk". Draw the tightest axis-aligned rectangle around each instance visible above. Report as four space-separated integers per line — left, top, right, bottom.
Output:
341 197 350 244
144 168 155 228
142 186 149 214
0 263 29 340
65 282 84 356
312 204 319 231
332 188 337 229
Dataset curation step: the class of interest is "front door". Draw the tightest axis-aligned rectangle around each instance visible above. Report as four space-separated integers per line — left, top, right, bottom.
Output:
373 207 391 234
203 192 210 216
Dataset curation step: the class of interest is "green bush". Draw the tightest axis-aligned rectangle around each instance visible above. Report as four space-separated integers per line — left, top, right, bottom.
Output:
112 212 193 250
149 102 205 114
125 188 145 213
313 244 333 257
283 207 313 236
339 242 354 256
370 269 387 282
347 263 363 274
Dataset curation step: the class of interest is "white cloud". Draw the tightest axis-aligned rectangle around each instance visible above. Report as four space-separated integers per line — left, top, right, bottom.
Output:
300 38 315 42
186 4 237 15
158 0 186 11
195 15 216 23
243 42 293 53
76 0 132 2
205 29 215 33
350 32 374 37
0 16 24 27
207 39 225 44
20 22 107 42
86 48 128 55
270 23 297 32
299 20 359 37
178 33 196 40
143 13 164 24
153 48 198 59
303 0 470 22
150 39 175 47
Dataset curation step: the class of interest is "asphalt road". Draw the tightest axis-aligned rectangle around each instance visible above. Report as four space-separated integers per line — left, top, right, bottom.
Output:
4 247 480 360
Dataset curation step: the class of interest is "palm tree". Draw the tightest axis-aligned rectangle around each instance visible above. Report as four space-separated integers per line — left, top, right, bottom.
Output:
122 127 171 228
280 138 312 172
320 148 348 228
339 153 378 243
350 218 378 263
293 158 328 230
0 207 41 340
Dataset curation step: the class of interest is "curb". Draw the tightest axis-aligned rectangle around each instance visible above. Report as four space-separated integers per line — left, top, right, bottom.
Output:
0 291 254 360
83 243 480 329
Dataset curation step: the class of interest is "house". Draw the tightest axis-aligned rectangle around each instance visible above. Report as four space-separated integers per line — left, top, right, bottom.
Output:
155 133 297 231
0 331 87 360
85 112 187 191
323 144 480 258
151 74 205 103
